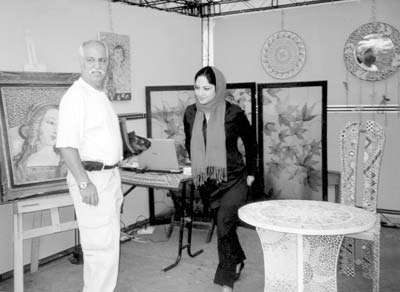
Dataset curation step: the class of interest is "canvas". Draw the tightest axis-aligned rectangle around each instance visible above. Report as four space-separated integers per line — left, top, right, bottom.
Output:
99 32 132 101
0 71 79 202
258 81 328 201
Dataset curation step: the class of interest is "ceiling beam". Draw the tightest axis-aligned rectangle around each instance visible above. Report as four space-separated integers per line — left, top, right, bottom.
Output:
111 0 356 18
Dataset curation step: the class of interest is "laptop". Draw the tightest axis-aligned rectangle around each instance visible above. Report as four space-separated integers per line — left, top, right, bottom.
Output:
136 138 182 173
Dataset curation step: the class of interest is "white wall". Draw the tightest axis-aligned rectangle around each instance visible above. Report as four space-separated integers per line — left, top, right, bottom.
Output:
0 0 201 274
213 0 400 212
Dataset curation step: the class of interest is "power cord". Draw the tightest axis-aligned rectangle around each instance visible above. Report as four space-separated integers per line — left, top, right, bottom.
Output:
122 229 150 243
120 216 150 243
130 215 172 243
120 214 173 243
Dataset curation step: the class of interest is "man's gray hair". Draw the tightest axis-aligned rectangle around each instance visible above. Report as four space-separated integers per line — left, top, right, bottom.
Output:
78 40 109 58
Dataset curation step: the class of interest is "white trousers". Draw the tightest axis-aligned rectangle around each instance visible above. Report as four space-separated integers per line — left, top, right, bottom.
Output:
68 168 123 292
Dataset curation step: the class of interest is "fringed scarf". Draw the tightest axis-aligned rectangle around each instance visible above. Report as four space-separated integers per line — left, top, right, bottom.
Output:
191 67 227 186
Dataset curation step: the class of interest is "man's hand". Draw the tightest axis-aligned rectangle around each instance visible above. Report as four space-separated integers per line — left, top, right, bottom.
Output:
80 183 99 205
58 147 98 205
246 175 255 187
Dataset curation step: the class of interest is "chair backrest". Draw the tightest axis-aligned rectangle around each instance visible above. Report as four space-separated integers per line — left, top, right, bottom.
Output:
339 120 385 213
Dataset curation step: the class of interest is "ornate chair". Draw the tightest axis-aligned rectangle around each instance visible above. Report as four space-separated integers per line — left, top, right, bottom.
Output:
338 120 385 292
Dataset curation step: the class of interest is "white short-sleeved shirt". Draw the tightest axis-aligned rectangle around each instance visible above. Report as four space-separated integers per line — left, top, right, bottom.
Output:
56 77 122 165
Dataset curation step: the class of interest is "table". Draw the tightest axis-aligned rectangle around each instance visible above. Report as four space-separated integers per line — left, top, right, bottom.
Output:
120 170 203 271
238 200 376 292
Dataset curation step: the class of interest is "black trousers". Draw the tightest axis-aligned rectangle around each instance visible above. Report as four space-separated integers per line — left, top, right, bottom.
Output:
210 175 248 288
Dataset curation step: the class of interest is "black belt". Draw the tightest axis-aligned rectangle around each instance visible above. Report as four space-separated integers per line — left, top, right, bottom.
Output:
82 161 119 171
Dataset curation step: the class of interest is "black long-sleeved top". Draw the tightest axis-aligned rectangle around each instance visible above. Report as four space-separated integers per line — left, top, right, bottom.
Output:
183 101 257 183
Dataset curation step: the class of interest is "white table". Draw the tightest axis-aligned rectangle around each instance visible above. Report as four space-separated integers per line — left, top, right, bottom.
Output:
238 200 376 292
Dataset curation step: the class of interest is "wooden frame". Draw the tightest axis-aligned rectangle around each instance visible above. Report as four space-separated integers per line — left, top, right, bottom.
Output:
13 193 77 292
258 81 328 201
0 71 79 202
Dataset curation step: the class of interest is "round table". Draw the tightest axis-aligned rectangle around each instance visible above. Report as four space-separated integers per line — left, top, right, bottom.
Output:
238 200 376 292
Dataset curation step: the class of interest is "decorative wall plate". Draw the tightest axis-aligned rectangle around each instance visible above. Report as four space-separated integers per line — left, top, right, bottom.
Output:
261 30 306 79
344 22 400 81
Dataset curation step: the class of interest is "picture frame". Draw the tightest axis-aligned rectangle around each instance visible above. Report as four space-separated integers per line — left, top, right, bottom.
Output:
258 81 327 201
99 32 132 101
0 71 79 202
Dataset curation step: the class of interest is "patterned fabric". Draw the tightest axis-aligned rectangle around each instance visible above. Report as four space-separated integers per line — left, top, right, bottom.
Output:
338 120 385 292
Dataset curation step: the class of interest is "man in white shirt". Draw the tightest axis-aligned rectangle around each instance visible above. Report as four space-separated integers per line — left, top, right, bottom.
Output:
56 40 123 292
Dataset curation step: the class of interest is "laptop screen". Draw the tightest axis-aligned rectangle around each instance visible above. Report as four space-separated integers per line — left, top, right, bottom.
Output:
137 138 181 172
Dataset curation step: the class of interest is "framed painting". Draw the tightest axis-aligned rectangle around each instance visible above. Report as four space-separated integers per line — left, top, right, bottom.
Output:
145 83 257 222
0 71 79 202
99 32 132 101
145 83 257 164
258 81 327 201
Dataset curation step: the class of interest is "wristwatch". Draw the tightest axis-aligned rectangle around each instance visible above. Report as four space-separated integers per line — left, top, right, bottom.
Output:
78 181 89 190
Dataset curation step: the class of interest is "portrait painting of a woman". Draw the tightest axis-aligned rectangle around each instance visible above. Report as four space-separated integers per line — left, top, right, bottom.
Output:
12 103 67 184
0 71 78 201
99 31 132 100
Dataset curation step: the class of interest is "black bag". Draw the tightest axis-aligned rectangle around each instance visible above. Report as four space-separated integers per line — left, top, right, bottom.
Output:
119 118 151 158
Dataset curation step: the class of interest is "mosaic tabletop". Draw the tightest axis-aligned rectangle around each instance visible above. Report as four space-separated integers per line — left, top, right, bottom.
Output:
239 200 376 235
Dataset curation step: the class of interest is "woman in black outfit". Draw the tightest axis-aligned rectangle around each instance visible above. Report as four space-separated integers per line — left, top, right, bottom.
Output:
183 66 257 292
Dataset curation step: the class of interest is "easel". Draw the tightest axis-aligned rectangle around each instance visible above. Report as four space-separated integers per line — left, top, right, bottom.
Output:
13 192 77 292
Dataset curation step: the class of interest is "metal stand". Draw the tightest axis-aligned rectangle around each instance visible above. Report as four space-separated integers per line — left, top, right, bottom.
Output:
162 182 203 272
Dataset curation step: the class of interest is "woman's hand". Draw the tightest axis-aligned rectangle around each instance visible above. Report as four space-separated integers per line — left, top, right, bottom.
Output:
246 175 255 187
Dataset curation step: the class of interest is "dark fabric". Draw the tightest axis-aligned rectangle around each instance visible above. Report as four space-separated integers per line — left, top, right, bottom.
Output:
183 101 256 287
184 101 257 184
82 161 119 171
212 173 247 288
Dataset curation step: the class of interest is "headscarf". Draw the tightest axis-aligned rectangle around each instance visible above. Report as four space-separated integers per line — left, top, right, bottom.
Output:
190 66 227 186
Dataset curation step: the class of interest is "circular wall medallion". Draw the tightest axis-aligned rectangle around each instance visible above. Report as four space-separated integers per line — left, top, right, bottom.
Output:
343 22 400 81
261 30 306 79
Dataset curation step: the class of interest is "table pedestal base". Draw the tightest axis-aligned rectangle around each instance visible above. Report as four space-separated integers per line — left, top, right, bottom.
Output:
256 228 343 292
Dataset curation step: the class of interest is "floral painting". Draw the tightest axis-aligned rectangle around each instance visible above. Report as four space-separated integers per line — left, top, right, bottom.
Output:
99 32 132 101
0 71 79 202
145 84 257 219
258 81 327 201
145 86 195 164
146 83 256 164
